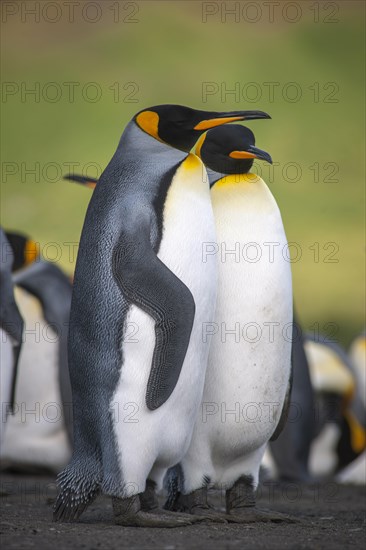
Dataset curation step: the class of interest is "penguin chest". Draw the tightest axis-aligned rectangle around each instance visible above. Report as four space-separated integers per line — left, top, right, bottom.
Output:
201 177 293 457
158 153 217 308
113 155 217 472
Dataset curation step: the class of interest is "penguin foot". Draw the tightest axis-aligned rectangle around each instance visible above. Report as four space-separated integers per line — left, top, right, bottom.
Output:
225 476 297 523
112 495 199 528
225 507 298 524
188 507 228 523
163 503 227 524
147 507 215 525
168 487 227 523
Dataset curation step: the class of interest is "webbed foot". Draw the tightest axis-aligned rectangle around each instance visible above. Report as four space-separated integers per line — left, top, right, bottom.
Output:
225 475 298 523
226 507 297 523
169 486 227 523
113 494 197 527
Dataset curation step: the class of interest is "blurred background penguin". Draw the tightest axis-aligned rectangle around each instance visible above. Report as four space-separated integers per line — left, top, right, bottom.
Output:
0 230 72 474
0 229 24 445
263 329 366 485
306 335 366 484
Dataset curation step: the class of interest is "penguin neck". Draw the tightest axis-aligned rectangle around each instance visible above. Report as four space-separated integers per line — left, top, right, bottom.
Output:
117 121 187 164
208 168 252 187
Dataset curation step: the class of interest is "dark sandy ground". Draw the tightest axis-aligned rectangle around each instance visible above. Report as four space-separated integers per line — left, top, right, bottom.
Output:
1 473 365 550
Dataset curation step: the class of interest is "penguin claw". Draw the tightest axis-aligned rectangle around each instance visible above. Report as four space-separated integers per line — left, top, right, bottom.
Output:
142 507 225 526
114 510 196 528
186 508 228 524
225 507 299 524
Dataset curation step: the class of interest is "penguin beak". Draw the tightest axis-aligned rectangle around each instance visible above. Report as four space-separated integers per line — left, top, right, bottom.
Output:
194 111 271 131
229 145 273 164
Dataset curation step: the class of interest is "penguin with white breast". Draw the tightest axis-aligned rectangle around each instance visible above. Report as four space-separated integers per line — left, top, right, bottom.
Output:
1 253 73 473
166 124 293 522
54 105 270 527
0 229 24 445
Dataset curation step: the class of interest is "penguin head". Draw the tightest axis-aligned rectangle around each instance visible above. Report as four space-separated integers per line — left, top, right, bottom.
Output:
134 105 271 152
195 124 272 176
5 231 39 272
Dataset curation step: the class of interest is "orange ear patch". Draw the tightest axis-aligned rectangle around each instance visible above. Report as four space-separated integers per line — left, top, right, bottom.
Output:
135 110 162 141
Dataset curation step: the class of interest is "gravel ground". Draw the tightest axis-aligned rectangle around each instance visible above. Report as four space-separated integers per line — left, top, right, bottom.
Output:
1 473 365 550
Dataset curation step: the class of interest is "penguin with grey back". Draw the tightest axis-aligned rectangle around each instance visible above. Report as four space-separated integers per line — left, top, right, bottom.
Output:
165 124 294 522
54 105 270 527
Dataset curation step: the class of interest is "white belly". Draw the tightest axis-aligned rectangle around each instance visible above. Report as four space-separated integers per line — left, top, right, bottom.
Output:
0 328 15 445
182 174 293 491
337 451 366 485
0 288 71 473
350 336 366 408
112 155 217 494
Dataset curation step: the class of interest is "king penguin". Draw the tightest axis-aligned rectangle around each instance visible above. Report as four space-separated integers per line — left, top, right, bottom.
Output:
0 228 24 444
165 124 293 522
54 105 270 527
1 238 73 474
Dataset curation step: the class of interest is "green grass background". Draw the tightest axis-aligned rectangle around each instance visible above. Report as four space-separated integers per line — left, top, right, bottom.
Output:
1 1 365 346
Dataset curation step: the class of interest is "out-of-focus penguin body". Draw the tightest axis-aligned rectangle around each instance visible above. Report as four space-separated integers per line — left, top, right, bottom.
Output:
1 259 73 473
166 125 293 522
268 314 315 482
55 106 270 527
0 229 24 444
349 334 366 408
305 337 366 482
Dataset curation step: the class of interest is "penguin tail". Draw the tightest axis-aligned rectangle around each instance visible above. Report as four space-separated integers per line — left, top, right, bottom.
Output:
163 464 183 511
53 460 101 522
63 174 98 190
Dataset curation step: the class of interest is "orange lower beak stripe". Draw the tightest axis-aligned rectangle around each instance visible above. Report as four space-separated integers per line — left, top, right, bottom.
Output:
194 116 244 131
229 150 257 160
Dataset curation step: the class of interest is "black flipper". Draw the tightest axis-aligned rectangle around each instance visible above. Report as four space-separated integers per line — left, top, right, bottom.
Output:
112 208 195 410
0 228 24 412
63 174 98 189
